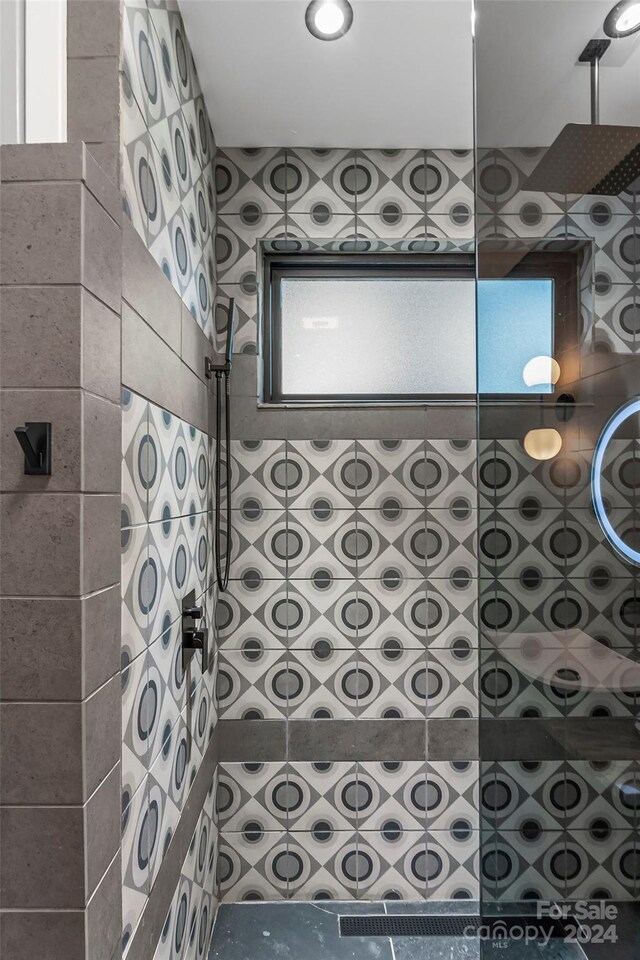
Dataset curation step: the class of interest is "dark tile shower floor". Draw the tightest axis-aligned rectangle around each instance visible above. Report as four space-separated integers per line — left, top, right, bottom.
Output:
209 902 588 960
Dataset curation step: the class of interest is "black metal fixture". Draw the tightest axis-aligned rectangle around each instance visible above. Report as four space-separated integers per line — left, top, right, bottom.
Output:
556 393 576 422
205 299 236 592
305 0 353 41
604 0 640 37
339 915 568 939
14 421 52 475
524 36 640 195
182 589 208 670
579 37 611 126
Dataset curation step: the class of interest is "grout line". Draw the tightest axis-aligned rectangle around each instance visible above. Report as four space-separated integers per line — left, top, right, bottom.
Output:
85 848 120 908
0 279 121 318
0 908 85 914
1 173 122 229
0 582 120 602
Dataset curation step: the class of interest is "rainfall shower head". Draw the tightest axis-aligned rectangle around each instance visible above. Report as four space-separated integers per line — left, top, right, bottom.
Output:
523 38 640 196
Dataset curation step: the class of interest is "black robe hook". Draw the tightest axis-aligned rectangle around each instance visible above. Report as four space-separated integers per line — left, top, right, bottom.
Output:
14 422 52 476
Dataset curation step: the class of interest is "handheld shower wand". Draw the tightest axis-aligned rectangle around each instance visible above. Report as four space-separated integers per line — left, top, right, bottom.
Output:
205 299 236 592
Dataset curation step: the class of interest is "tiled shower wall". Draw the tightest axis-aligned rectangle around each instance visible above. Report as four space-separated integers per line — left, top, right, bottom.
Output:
120 387 217 951
213 147 481 901
476 149 640 904
119 0 220 956
213 145 640 904
122 0 218 345
218 437 480 900
119 12 640 915
215 147 475 353
0 143 123 960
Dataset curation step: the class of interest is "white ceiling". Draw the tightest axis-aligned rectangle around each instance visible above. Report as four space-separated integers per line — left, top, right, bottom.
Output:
476 0 640 148
179 0 640 149
179 0 474 148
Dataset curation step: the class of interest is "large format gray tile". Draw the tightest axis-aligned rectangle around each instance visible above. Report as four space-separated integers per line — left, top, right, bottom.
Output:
218 719 286 761
231 397 286 439
83 394 121 493
82 289 121 403
0 285 82 388
426 405 477 440
474 943 587 959
230 354 259 398
0 589 119 701
122 220 181 354
67 57 119 144
182 303 213 384
85 851 121 960
0 286 120 402
384 902 480 916
0 911 85 960
0 702 83 804
86 140 120 188
82 145 121 220
392 936 480 959
284 405 428 441
1 182 83 285
478 719 565 762
0 142 84 181
0 807 85 908
82 495 120 593
355 720 427 760
180 359 212 435
0 493 81 595
210 903 394 960
83 584 121 697
67 0 120 57
122 302 183 421
85 761 120 898
82 187 122 313
209 903 586 960
429 719 479 760
288 719 357 760
84 675 120 798
0 596 83 700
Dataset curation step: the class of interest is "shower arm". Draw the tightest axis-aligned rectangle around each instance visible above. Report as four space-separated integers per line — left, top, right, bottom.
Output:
591 55 600 124
579 37 611 126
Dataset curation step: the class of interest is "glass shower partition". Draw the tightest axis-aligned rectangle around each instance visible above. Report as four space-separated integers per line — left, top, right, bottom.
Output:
475 1 640 954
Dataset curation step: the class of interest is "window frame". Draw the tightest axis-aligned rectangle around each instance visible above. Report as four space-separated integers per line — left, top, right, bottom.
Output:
261 252 579 405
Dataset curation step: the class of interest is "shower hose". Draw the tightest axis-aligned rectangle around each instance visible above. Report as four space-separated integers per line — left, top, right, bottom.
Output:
214 369 232 591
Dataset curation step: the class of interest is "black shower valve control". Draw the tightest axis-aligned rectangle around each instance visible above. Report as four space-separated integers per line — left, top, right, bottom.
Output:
183 625 209 672
183 626 207 650
181 591 208 670
183 605 203 620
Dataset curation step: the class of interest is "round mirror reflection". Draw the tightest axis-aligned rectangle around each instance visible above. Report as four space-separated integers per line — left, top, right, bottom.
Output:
592 398 640 564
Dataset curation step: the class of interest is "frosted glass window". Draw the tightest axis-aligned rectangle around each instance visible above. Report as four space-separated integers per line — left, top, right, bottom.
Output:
280 278 476 397
477 279 554 394
268 269 557 401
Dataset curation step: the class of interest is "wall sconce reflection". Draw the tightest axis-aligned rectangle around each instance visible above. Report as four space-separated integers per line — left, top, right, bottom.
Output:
490 629 640 699
523 427 562 460
522 355 561 389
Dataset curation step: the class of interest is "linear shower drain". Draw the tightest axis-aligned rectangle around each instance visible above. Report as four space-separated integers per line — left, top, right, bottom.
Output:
339 916 568 938
340 917 479 937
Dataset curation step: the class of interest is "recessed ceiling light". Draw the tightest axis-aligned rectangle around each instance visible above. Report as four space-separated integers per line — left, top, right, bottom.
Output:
604 0 640 37
305 0 353 41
